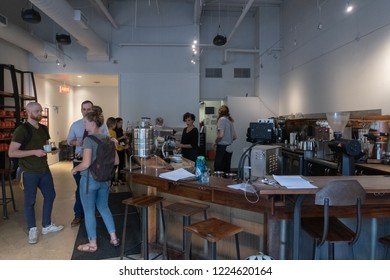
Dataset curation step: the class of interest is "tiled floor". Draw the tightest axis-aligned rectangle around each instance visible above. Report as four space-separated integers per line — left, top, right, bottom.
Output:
0 161 128 260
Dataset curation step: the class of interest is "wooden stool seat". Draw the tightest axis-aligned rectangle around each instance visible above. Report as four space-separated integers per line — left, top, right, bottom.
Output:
120 195 165 260
164 201 209 217
163 201 209 258
184 217 243 259
123 195 164 208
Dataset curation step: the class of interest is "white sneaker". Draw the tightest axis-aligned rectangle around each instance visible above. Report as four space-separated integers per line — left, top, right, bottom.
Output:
28 227 38 244
42 223 64 235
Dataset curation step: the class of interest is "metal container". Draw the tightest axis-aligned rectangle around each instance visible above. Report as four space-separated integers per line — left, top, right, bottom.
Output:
225 173 237 179
213 171 225 177
133 118 154 157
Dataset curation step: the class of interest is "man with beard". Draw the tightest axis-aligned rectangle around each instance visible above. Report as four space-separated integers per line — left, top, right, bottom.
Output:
8 102 64 244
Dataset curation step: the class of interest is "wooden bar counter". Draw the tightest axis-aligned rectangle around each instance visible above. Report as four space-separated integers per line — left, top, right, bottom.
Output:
127 158 390 259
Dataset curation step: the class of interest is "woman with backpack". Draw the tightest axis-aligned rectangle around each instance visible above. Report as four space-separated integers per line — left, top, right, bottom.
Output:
71 108 120 253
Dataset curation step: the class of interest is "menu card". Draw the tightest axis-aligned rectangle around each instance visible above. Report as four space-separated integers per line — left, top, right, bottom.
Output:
159 168 196 181
272 175 317 189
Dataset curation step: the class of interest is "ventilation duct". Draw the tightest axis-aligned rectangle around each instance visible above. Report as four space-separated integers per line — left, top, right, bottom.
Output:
30 0 109 61
0 21 57 62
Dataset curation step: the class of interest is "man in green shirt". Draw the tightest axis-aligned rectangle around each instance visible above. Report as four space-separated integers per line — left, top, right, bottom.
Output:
8 102 64 244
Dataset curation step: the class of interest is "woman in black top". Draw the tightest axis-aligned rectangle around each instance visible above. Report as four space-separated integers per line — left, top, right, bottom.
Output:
176 112 199 162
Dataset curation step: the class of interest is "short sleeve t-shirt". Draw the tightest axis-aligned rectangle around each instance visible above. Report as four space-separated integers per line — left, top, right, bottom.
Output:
217 116 234 145
11 122 50 172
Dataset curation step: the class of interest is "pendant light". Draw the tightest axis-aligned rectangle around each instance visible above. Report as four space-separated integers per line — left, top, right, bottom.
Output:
213 1 227 46
21 2 41 24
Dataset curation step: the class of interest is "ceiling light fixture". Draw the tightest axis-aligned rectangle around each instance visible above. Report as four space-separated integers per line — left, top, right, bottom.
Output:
21 3 41 24
345 1 353 13
317 0 323 30
213 1 227 46
56 34 71 45
190 38 200 64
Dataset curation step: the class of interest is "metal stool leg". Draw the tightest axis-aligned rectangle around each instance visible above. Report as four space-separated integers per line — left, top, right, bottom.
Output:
120 204 129 260
159 201 167 260
185 231 192 260
2 174 8 219
141 207 149 260
235 234 241 260
7 173 16 211
211 242 217 260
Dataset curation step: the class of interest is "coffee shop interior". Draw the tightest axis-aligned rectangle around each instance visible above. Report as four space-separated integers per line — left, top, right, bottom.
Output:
2 0 390 260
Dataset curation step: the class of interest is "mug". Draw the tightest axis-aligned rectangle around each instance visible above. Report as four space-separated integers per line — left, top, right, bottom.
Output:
43 144 52 152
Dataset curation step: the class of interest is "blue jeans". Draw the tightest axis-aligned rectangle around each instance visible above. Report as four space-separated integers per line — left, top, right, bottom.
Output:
79 175 116 241
72 162 84 218
23 170 56 229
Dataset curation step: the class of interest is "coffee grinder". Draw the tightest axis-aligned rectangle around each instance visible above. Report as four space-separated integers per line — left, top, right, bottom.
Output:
326 112 361 175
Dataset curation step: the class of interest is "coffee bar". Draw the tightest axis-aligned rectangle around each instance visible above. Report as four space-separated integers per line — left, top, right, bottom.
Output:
127 110 390 260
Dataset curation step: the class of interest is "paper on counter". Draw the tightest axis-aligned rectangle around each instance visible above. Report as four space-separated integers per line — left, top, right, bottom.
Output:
272 175 317 189
159 168 196 181
227 183 257 193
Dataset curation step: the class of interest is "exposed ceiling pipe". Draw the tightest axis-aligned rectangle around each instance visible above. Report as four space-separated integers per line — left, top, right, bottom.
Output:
119 42 213 47
226 0 254 45
0 21 57 62
30 0 109 61
223 48 260 64
91 0 119 29
193 0 202 25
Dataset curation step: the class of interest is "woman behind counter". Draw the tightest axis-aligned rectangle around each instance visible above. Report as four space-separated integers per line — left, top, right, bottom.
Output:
176 112 199 162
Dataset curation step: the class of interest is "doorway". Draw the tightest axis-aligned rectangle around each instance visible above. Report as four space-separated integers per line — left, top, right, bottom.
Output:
199 100 223 163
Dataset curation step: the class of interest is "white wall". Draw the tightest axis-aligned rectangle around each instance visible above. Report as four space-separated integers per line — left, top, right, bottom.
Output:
279 0 390 115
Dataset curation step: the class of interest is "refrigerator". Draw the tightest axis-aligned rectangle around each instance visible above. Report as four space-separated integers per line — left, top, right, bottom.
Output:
224 96 262 170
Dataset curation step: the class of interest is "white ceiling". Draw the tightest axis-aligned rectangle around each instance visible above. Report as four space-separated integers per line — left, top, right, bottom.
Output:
1 0 283 87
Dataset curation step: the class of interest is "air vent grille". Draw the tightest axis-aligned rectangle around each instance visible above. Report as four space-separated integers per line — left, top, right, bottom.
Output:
0 13 8 27
205 68 222 78
234 68 251 78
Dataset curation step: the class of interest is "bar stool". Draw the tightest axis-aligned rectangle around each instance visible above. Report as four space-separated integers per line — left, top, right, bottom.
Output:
120 195 166 260
163 201 209 258
184 217 243 260
0 167 17 220
378 235 390 259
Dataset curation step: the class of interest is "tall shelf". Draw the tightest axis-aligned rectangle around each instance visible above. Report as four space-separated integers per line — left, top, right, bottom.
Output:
0 64 38 168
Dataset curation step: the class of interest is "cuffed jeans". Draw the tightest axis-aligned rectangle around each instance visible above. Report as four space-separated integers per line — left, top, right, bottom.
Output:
79 175 116 241
23 170 56 229
72 161 84 219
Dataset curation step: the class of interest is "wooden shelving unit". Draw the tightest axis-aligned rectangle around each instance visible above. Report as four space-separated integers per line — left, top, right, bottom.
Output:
0 64 38 168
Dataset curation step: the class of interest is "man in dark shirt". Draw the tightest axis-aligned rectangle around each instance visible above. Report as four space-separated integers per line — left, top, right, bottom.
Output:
8 102 63 244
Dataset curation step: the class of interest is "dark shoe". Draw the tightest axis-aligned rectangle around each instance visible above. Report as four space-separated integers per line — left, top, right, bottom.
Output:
71 217 83 227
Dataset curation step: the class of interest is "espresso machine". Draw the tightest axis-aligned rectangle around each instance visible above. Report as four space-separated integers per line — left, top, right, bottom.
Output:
326 112 362 175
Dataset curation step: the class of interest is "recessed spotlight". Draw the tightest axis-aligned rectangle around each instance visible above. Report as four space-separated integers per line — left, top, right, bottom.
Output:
346 2 353 13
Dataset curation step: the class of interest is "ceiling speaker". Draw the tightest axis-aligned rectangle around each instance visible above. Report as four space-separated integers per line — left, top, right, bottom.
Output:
21 7 41 24
56 34 71 45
